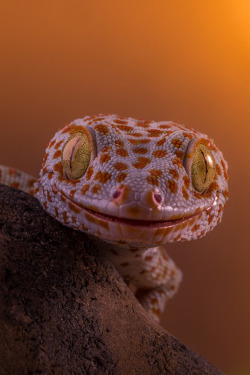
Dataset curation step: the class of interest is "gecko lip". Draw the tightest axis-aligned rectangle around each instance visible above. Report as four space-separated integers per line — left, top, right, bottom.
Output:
53 184 215 229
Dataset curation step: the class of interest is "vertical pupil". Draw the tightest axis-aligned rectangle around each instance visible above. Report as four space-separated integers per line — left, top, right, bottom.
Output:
200 149 208 183
70 136 81 168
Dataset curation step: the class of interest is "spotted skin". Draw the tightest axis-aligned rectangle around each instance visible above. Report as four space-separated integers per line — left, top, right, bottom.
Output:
0 114 229 322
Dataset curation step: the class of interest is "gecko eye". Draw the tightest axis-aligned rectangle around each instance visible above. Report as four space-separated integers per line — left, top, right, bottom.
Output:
184 140 216 193
61 131 91 180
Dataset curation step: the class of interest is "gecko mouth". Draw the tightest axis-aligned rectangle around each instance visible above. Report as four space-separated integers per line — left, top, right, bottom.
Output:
82 206 206 228
53 184 215 229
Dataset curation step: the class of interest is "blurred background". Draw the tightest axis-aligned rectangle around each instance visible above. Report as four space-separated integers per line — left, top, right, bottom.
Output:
0 1 249 373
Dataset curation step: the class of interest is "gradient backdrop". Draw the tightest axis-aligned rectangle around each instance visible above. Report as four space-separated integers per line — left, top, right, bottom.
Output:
1 1 250 373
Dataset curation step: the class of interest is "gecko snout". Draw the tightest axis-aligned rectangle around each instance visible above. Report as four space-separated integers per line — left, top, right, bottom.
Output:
110 184 164 220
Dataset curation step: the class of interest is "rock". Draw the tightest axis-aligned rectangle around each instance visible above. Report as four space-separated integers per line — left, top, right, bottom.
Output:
0 184 224 375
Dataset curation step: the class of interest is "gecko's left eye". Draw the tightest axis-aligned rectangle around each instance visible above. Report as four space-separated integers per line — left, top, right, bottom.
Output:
61 131 91 180
184 140 216 193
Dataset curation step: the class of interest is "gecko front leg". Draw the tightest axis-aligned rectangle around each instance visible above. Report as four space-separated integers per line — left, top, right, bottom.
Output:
104 246 182 322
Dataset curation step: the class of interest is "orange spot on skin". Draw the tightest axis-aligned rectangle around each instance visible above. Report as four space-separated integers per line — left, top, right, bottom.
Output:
63 211 69 224
133 147 148 154
116 125 133 132
145 129 163 138
92 184 101 194
128 139 150 145
62 124 74 134
183 175 190 188
113 119 128 125
102 146 111 153
54 140 64 149
175 150 184 159
156 137 166 146
53 150 61 159
43 201 48 209
60 194 66 202
86 166 94 181
47 192 52 202
43 153 49 165
129 133 143 137
116 173 127 182
223 189 229 198
94 124 109 135
114 162 128 171
81 184 90 195
183 132 193 139
208 214 214 225
152 150 167 158
49 139 56 148
115 140 124 148
68 201 81 214
172 158 183 168
159 124 171 129
147 169 162 186
33 187 39 195
136 122 150 128
84 212 109 230
94 171 111 184
100 153 111 164
81 224 88 231
167 180 178 193
132 157 151 169
69 189 76 199
54 207 59 217
116 148 128 157
47 172 53 180
221 159 229 180
192 224 200 232
182 186 189 200
169 169 179 180
42 165 48 174
172 138 182 148
53 162 63 175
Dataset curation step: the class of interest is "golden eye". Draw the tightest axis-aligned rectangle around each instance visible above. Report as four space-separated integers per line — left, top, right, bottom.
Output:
184 140 216 193
61 131 91 180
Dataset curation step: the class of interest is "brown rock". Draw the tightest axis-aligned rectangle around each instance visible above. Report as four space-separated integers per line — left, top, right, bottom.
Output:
0 184 224 374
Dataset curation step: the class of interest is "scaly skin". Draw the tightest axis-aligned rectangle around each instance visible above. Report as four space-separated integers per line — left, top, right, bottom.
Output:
0 114 229 322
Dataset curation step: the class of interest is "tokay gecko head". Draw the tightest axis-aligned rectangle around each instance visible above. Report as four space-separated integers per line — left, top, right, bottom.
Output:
35 114 229 248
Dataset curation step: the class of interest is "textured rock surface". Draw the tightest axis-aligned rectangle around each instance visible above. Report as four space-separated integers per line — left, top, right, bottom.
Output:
0 184 224 375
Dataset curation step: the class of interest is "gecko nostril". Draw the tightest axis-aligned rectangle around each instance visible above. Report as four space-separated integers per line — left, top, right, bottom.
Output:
113 190 121 199
153 192 163 205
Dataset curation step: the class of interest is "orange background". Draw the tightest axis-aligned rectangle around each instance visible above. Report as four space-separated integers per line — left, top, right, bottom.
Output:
1 1 250 373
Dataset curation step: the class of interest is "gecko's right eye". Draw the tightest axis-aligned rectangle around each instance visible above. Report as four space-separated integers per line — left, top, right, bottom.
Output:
61 131 91 180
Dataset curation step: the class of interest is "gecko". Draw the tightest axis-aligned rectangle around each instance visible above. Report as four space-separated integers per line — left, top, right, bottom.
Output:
0 114 229 322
